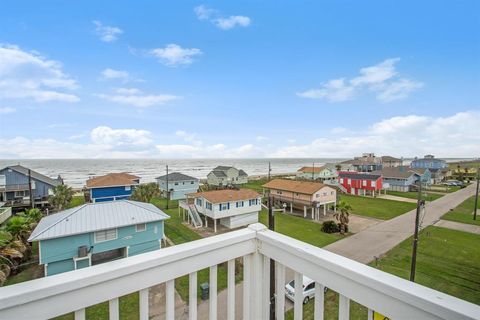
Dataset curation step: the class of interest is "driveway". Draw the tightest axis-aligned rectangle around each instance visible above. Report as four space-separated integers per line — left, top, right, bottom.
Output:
434 219 480 235
377 194 418 203
324 183 477 264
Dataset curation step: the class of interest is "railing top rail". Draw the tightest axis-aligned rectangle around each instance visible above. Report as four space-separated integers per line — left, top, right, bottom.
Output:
256 229 480 320
0 226 258 319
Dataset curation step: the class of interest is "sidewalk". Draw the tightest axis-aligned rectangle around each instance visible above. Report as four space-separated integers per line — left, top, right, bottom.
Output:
434 219 480 235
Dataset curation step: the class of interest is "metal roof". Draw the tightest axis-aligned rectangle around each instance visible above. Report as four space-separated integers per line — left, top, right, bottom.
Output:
28 200 169 241
1 165 61 187
156 172 198 181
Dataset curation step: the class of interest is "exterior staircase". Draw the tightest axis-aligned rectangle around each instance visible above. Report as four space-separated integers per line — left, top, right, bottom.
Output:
188 204 203 228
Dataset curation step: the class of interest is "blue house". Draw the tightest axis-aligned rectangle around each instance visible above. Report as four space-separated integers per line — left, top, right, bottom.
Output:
411 155 448 169
0 165 62 208
156 172 199 200
374 167 420 192
86 173 140 203
28 200 170 276
408 167 432 185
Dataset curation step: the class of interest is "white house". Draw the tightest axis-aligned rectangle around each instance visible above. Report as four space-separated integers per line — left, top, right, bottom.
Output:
185 189 261 232
296 166 338 183
206 166 248 186
156 172 199 200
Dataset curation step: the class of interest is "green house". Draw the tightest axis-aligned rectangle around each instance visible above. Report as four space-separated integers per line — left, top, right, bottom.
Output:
28 200 169 276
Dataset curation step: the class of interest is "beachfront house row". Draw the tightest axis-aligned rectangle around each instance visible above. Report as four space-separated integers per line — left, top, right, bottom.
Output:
373 167 420 192
411 155 448 169
262 179 337 219
86 173 140 203
156 172 199 200
340 153 383 172
338 172 383 196
184 189 261 232
28 200 169 276
206 166 248 186
381 156 403 168
296 166 338 183
0 165 62 208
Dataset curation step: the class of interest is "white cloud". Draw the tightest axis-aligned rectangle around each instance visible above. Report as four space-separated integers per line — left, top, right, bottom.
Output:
0 107 15 114
195 5 251 30
273 111 480 158
0 44 79 103
256 136 268 141
96 88 180 107
298 58 423 103
150 44 202 67
214 16 251 30
101 68 129 80
90 126 153 147
93 21 123 42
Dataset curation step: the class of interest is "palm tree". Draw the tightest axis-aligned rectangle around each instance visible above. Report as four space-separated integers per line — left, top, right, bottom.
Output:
131 183 160 203
334 200 352 234
49 185 74 211
5 216 31 242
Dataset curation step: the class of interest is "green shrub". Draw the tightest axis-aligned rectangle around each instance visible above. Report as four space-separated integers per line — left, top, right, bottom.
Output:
321 220 339 233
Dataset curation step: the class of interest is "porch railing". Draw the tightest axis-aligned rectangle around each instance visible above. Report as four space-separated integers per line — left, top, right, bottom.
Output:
0 223 478 320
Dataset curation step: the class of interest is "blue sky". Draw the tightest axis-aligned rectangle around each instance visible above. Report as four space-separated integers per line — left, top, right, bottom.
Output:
0 0 479 158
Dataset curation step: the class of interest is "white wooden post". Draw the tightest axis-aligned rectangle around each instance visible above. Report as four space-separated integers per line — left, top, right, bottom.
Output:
294 272 303 320
109 298 119 320
368 309 374 320
275 262 285 320
243 255 251 319
209 265 217 320
290 202 292 213
303 206 306 218
262 255 270 320
339 294 350 320
311 207 314 220
166 280 175 320
214 219 217 233
189 272 197 320
314 283 324 320
227 260 235 320
139 288 149 320
323 204 326 216
74 309 85 320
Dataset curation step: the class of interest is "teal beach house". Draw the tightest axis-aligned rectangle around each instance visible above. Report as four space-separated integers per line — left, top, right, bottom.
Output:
28 200 169 276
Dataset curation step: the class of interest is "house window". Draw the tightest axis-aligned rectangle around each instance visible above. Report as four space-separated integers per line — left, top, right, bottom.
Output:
206 202 212 210
191 181 194 184
331 191 334 195
316 194 320 198
295 193 299 196
125 186 131 191
14 190 29 197
219 203 229 211
249 199 258 206
236 201 244 208
371 180 375 187
347 179 351 185
276 190 282 195
196 198 203 206
94 229 117 243
175 182 179 186
362 180 367 187
340 178 344 184
135 223 146 232
182 182 185 185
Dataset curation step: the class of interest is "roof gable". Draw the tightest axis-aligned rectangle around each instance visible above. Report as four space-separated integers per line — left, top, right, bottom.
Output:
262 179 326 195
156 172 198 181
1 165 61 187
86 173 140 188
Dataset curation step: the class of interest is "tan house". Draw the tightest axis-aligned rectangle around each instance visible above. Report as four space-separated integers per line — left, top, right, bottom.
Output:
262 179 337 220
296 166 338 183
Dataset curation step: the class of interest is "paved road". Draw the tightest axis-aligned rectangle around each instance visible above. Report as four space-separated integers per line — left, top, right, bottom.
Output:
324 183 477 264
434 219 480 234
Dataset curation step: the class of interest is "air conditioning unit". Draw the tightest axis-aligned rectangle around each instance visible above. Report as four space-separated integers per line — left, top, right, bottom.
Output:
78 246 88 257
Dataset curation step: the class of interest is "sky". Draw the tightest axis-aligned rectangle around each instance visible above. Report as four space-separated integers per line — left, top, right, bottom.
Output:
0 0 479 159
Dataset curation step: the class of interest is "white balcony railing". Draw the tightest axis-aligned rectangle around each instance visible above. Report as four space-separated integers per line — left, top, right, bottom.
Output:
0 223 479 320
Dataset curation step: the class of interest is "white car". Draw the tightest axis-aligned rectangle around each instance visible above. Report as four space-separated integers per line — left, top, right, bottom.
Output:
285 276 327 304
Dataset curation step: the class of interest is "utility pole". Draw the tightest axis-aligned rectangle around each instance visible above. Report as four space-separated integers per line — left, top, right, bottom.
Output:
268 162 271 181
268 194 275 319
410 181 424 282
474 169 479 220
165 165 169 210
312 162 315 180
28 169 34 209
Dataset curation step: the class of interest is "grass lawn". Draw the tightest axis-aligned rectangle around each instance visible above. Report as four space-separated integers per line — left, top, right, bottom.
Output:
259 210 343 247
386 190 444 201
286 225 480 319
243 177 269 193
442 196 480 226
339 194 416 220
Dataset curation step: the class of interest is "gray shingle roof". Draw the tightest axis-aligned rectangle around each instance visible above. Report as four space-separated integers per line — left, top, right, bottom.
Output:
238 169 248 176
373 167 418 179
28 200 170 241
156 172 198 181
210 170 227 178
3 165 61 187
213 166 234 171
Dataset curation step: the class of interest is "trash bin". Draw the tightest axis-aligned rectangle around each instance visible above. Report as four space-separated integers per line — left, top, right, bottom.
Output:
200 282 209 300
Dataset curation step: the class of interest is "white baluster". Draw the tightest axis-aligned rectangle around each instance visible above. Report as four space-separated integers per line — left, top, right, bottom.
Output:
294 272 303 320
227 259 235 320
74 309 85 320
314 283 324 320
166 280 175 320
243 254 251 319
189 272 197 320
262 255 270 320
339 294 350 320
139 288 149 320
109 298 119 320
210 265 217 320
367 308 374 320
275 263 285 320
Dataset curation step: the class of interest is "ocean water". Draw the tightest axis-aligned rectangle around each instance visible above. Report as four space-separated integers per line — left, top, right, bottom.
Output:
0 157 470 189
0 158 348 189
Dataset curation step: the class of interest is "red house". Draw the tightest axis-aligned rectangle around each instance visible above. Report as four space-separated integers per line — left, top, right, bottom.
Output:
338 172 383 196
